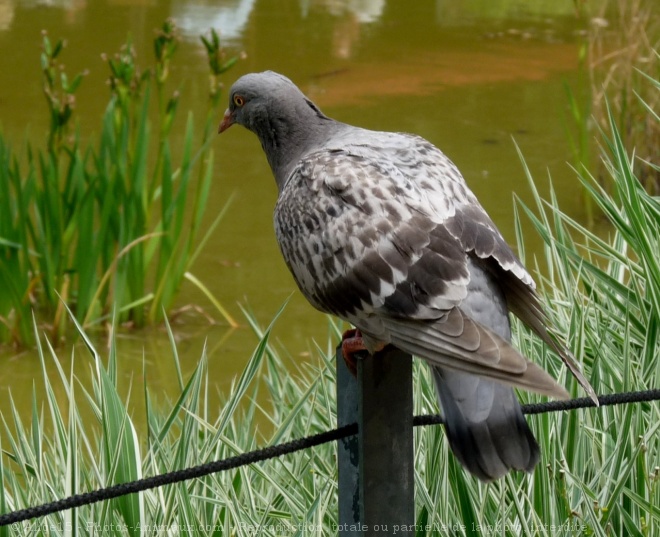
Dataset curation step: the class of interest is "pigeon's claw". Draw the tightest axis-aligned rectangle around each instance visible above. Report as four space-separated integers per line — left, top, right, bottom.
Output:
341 328 368 376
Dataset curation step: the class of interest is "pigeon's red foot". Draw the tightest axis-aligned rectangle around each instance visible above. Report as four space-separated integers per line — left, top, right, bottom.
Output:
341 328 368 376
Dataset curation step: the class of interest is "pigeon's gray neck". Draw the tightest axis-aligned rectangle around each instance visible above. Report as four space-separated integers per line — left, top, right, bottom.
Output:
254 98 337 190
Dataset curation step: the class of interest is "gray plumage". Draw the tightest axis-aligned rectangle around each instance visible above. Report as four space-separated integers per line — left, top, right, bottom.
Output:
219 71 596 481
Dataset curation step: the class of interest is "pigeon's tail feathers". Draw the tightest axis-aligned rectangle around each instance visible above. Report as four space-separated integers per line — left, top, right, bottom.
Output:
381 309 569 400
433 367 539 481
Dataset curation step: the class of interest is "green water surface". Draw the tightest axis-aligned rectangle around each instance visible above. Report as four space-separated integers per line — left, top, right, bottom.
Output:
0 0 597 425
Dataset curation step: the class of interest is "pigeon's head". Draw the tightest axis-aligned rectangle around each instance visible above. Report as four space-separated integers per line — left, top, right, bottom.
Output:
218 71 333 187
218 71 325 135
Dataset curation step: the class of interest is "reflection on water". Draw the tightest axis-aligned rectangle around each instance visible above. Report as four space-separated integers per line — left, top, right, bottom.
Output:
0 0 602 36
0 0 598 427
173 0 257 42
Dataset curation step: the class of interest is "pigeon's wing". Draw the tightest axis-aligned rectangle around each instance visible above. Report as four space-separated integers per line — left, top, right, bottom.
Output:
274 133 580 398
274 134 471 320
442 197 597 402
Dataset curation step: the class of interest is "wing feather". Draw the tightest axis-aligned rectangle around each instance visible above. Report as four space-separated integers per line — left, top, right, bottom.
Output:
383 313 568 399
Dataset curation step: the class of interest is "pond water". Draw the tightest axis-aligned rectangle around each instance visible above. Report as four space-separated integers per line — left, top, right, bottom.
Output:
0 0 600 425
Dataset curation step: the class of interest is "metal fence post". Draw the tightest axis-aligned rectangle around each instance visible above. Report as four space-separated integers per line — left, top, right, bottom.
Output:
337 345 415 536
337 347 361 535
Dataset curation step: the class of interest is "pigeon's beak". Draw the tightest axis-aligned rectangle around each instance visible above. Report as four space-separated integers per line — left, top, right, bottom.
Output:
218 108 235 133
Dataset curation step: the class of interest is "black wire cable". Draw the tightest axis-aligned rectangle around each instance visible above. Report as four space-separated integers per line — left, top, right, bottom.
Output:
1 388 659 527
0 424 358 527
413 388 660 426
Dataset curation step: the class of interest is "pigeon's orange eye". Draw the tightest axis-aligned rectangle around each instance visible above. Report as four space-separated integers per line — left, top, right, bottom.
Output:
233 95 245 107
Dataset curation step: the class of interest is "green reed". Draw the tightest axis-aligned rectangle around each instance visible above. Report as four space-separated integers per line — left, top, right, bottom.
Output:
0 22 238 346
568 0 659 200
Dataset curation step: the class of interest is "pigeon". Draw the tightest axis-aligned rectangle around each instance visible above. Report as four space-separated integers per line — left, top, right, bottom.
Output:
219 71 596 481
